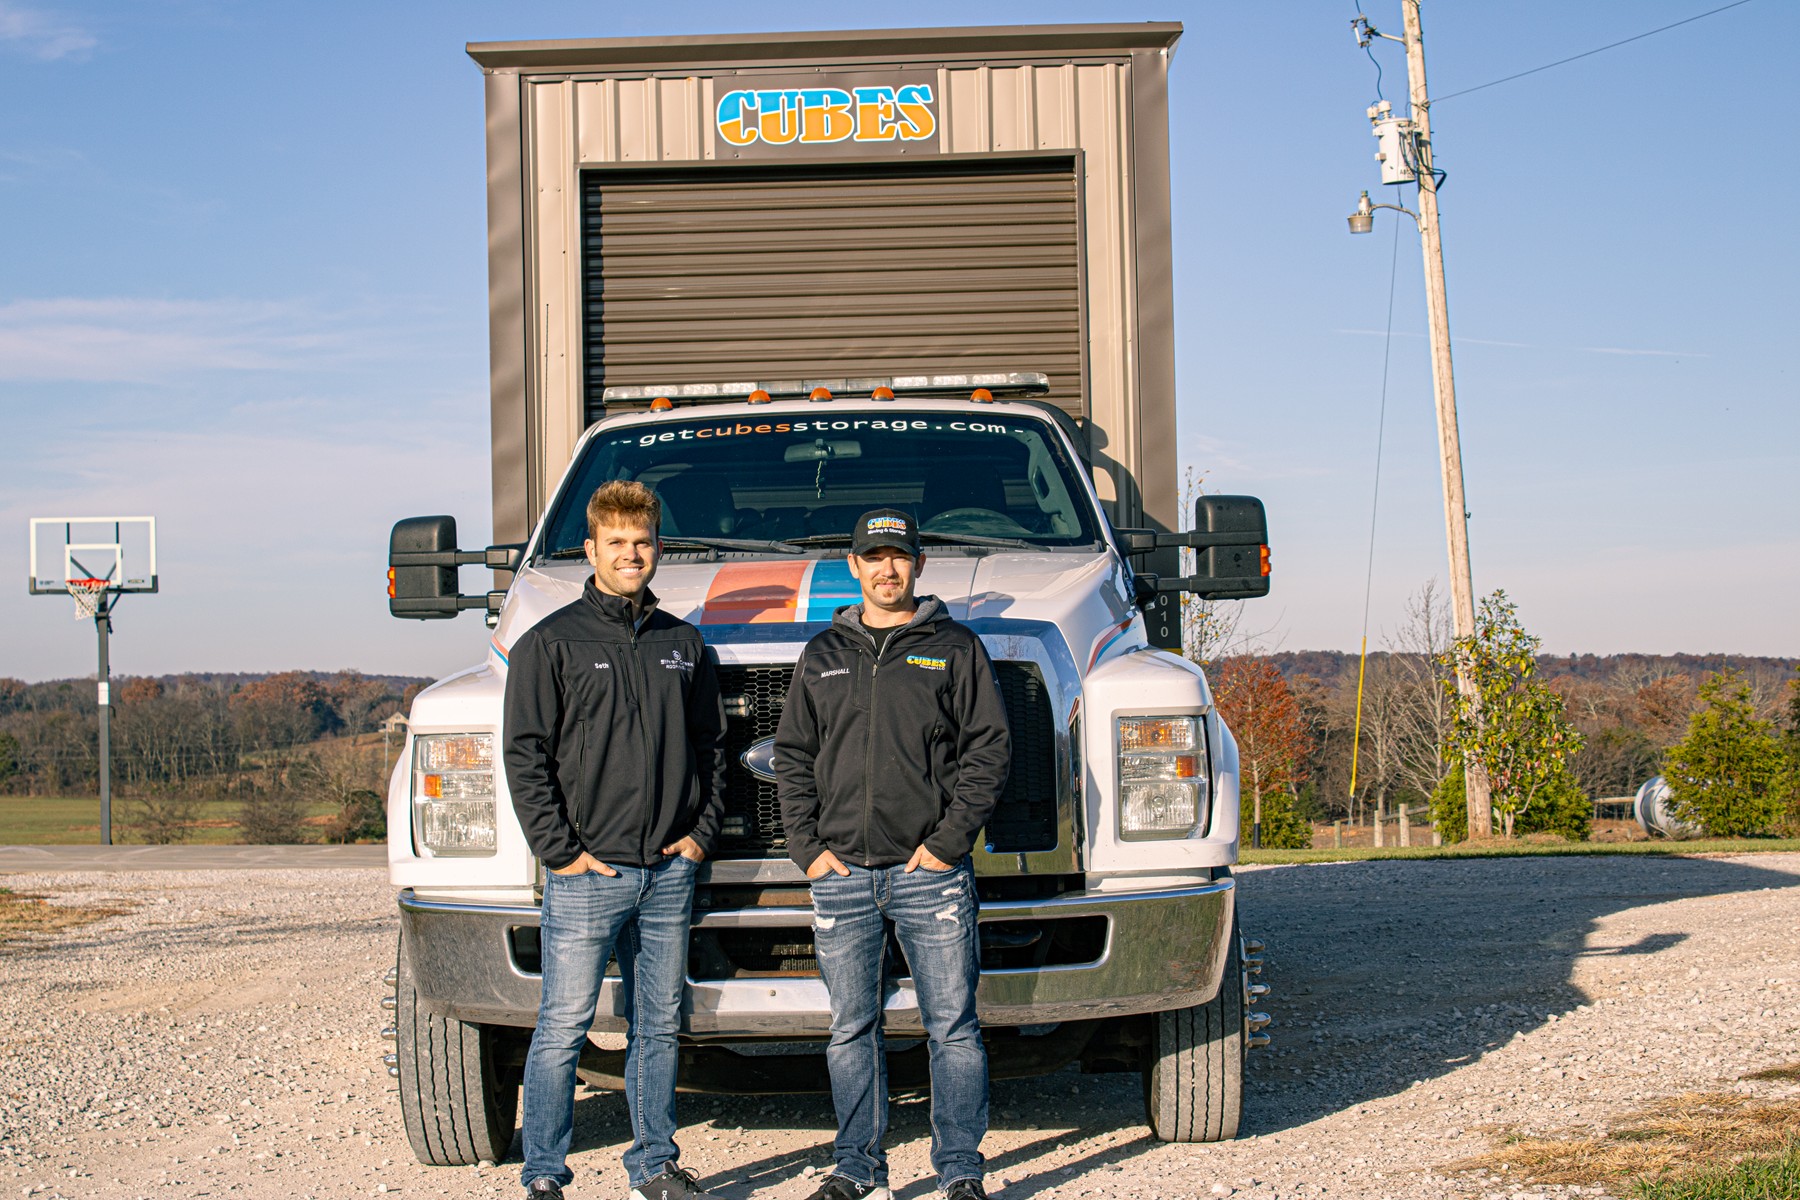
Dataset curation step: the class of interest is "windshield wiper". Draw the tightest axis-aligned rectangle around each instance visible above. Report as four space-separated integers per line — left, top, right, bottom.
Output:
659 536 805 555
788 531 1039 551
919 531 1038 550
546 537 804 559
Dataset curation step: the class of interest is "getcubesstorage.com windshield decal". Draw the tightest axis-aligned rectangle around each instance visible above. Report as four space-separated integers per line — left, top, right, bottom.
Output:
626 418 1015 448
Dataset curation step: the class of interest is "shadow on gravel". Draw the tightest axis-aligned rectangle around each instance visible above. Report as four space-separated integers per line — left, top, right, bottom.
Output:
522 854 1800 1184
1233 854 1800 1136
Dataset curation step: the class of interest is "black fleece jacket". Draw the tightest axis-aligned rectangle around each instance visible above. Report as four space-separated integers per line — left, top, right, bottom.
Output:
775 596 1012 870
503 580 726 871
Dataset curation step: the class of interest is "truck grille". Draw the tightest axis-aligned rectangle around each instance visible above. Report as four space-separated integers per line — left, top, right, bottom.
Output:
713 661 1060 859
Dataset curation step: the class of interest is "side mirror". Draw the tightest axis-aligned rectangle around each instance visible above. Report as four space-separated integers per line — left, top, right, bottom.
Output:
1183 495 1270 600
388 516 521 621
389 516 461 619
1142 495 1271 601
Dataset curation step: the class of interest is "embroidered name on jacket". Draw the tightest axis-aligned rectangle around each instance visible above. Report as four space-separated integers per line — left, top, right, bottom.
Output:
906 655 948 671
819 667 850 679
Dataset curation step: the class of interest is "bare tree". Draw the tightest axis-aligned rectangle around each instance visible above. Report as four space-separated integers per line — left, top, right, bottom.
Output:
125 783 199 845
290 741 387 843
1383 579 1457 803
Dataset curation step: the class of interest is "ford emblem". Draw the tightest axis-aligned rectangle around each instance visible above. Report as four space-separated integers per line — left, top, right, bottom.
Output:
740 737 780 783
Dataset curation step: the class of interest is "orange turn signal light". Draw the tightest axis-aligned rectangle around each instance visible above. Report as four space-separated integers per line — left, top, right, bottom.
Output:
871 386 895 400
386 567 396 599
1259 545 1272 576
650 396 673 411
748 389 772 404
809 386 833 401
970 388 994 402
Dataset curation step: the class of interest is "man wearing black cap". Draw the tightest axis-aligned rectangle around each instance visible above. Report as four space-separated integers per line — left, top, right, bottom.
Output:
775 509 1011 1200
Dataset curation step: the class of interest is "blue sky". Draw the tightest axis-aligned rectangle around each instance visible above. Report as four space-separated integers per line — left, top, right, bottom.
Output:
2 1 1795 683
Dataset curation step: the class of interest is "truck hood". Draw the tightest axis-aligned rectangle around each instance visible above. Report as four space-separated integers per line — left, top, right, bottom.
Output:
488 550 1135 667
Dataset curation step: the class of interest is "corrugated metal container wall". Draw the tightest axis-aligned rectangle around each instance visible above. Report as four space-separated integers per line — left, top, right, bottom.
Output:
497 40 1174 540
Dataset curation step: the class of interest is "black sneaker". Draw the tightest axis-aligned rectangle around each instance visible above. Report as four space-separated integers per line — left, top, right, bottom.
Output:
943 1180 988 1200
525 1180 565 1200
632 1165 717 1200
805 1176 893 1200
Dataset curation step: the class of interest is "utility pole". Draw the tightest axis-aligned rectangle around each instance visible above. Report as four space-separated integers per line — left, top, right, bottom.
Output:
1399 0 1491 839
1351 1 1491 837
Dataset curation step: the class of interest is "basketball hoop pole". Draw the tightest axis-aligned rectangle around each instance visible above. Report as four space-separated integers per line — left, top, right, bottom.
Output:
29 516 156 848
95 595 114 846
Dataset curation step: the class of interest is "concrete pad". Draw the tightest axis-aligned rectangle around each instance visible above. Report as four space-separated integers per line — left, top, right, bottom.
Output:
0 844 388 872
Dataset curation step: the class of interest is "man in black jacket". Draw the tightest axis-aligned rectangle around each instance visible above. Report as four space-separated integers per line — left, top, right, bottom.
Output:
504 480 726 1200
776 509 1011 1200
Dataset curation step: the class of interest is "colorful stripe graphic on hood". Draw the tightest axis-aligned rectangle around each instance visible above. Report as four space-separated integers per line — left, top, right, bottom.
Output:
803 557 860 621
696 558 862 625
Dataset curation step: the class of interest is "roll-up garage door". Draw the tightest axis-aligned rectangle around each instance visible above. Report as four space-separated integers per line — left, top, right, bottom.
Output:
579 158 1084 423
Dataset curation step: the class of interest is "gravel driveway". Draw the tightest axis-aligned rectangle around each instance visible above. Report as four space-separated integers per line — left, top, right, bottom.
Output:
4 853 1797 1200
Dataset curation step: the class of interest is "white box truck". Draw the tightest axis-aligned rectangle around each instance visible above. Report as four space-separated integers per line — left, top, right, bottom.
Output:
381 22 1272 1164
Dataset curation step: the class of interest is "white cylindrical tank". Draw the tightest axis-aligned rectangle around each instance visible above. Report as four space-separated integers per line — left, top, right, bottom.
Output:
1634 775 1704 840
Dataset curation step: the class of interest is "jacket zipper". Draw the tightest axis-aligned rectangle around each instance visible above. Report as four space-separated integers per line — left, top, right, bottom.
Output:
858 618 922 867
861 637 880 867
627 615 656 866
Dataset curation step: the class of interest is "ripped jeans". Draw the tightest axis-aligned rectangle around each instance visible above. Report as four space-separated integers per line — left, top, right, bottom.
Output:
810 858 987 1190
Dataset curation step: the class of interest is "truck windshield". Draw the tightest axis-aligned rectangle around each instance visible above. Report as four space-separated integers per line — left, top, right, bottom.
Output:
538 410 1100 560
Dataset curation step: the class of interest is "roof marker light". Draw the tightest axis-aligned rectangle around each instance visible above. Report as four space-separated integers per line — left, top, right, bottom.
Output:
809 387 833 402
871 386 895 401
650 396 674 412
971 388 994 402
747 389 772 404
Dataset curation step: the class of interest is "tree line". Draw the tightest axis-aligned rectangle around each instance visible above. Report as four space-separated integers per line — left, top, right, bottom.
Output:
1194 583 1800 848
0 670 428 844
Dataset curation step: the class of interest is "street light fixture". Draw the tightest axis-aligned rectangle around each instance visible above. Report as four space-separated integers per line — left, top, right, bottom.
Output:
1347 189 1416 235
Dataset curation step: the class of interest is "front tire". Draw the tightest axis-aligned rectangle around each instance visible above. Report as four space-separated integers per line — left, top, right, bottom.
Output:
1143 916 1244 1142
395 934 520 1165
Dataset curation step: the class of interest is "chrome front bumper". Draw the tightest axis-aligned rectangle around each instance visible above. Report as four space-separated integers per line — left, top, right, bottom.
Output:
398 876 1234 1037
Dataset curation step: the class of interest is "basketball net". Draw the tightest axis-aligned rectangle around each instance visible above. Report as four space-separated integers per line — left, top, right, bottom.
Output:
67 578 110 621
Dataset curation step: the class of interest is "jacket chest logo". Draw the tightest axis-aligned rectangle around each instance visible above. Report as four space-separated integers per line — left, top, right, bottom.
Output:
819 667 850 679
660 647 695 673
905 654 948 672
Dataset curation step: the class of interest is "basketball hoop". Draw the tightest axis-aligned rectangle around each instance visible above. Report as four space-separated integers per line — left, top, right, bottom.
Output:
67 578 110 621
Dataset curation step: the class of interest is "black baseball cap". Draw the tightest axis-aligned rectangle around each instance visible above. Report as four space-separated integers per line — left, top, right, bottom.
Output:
851 508 920 556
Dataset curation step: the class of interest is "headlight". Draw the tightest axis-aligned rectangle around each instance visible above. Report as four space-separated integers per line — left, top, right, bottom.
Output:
412 733 497 856
1117 716 1210 840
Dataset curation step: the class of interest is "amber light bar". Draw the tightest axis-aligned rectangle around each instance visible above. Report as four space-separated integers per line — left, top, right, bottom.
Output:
601 372 1049 405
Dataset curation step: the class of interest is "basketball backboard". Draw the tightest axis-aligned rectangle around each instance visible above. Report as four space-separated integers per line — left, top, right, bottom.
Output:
29 517 158 596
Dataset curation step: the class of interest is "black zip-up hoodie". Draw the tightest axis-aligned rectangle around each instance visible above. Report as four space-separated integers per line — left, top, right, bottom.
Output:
775 596 1011 871
503 580 726 871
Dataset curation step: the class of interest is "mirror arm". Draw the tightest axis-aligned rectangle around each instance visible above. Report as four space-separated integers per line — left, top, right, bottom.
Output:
390 543 524 571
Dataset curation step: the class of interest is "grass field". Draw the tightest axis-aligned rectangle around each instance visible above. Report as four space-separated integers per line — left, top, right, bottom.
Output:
1239 837 1800 865
7 792 1797 857
0 795 341 845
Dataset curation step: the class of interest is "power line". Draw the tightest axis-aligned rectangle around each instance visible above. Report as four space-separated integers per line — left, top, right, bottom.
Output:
1432 0 1755 104
1348 214 1405 806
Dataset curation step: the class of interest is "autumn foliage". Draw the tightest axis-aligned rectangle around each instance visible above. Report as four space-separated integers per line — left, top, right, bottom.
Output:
1210 657 1313 848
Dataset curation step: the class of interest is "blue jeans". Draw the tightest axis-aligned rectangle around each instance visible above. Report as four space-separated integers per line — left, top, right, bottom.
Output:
811 859 987 1189
520 855 696 1189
